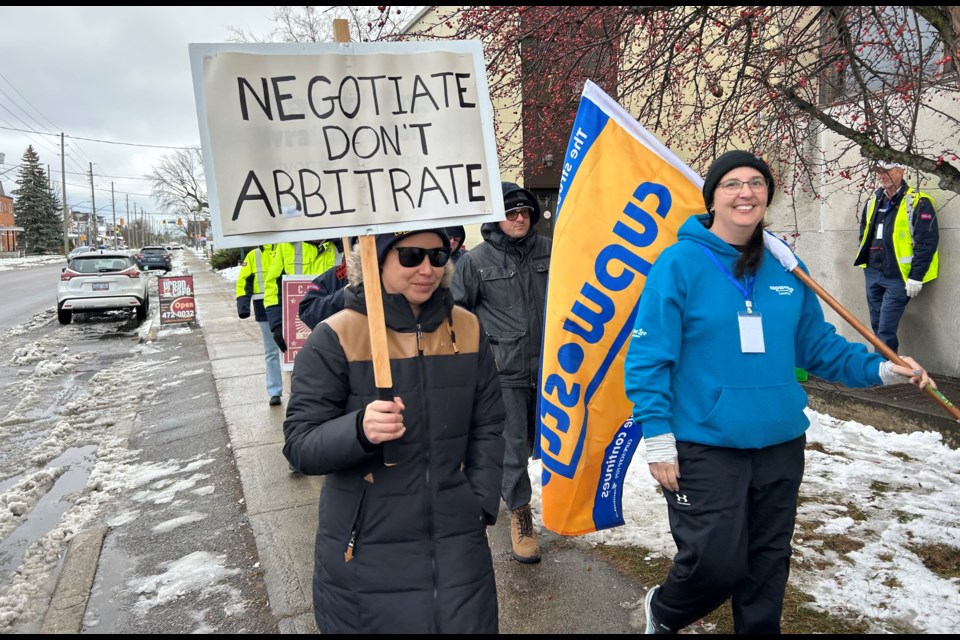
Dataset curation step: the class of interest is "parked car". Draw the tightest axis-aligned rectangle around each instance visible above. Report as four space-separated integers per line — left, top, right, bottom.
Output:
57 253 149 324
135 246 173 272
67 245 94 261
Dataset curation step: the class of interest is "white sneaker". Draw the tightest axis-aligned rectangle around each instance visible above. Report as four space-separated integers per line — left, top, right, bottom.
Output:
644 585 661 634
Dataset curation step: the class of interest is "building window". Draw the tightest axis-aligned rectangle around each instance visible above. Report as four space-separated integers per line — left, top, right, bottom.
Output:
822 7 954 104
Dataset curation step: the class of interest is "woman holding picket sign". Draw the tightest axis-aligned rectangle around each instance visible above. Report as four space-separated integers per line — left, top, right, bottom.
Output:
283 227 505 634
623 151 934 634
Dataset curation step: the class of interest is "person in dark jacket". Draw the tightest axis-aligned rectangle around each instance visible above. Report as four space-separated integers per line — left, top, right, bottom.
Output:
445 225 468 264
284 228 506 634
451 182 552 564
297 238 359 330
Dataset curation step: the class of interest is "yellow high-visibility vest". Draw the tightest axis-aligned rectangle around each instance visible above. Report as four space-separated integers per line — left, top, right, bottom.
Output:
858 188 938 283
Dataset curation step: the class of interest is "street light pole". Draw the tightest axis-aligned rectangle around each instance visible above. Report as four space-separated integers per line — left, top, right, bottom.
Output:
88 163 97 247
61 133 68 254
111 182 117 249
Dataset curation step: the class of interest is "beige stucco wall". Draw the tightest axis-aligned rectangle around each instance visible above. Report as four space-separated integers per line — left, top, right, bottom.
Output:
407 8 959 376
402 6 518 248
766 92 959 376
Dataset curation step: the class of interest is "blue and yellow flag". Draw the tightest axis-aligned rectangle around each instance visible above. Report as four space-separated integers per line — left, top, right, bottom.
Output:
538 81 705 535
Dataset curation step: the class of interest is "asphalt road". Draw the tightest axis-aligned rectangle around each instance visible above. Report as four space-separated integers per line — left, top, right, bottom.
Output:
0 256 276 634
0 262 64 334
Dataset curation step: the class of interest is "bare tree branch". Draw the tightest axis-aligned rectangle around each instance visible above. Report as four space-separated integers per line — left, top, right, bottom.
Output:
148 147 208 218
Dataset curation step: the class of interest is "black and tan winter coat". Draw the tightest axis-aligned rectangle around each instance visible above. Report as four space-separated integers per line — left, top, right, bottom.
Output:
283 253 506 634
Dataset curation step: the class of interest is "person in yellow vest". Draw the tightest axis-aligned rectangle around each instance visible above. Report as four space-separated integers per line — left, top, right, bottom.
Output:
263 240 340 352
854 161 939 354
236 244 283 406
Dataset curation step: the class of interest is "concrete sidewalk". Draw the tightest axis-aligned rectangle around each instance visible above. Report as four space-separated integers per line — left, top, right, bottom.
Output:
186 252 320 634
183 249 960 634
184 251 652 634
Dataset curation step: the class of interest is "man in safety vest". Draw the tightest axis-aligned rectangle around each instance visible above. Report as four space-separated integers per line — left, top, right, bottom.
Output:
854 161 940 353
236 244 283 406
263 239 340 352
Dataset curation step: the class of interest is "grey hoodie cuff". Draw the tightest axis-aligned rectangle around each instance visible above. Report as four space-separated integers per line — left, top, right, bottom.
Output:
644 432 677 464
879 360 903 386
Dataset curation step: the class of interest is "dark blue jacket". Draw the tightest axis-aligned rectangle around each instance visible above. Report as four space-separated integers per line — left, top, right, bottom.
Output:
298 262 349 330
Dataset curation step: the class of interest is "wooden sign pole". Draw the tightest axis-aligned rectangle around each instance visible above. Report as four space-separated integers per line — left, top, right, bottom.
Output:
334 18 399 465
333 19 353 264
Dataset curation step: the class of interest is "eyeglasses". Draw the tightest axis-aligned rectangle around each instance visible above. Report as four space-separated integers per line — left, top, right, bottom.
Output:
505 206 533 221
393 246 451 268
719 178 768 194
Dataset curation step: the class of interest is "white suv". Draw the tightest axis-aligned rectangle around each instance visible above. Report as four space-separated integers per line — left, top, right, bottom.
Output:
57 252 149 324
67 245 94 261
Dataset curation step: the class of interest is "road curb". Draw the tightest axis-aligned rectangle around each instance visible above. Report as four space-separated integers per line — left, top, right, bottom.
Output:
40 525 107 633
142 303 160 343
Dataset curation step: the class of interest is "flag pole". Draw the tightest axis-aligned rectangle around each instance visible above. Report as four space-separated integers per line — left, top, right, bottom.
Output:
790 266 960 422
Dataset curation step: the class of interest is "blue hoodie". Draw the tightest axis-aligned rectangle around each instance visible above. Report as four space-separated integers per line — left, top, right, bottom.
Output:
624 214 883 450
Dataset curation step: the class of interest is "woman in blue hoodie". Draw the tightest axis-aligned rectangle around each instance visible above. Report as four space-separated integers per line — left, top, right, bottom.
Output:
624 151 933 634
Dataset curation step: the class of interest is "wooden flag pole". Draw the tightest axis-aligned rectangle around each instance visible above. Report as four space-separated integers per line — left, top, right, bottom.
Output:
334 18 399 465
791 267 960 422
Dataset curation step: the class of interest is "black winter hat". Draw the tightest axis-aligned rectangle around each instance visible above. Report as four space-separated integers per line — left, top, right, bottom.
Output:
375 228 449 265
702 150 775 209
444 225 466 241
501 181 541 226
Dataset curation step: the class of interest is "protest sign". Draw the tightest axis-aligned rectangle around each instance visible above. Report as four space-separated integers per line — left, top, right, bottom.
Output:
190 41 502 249
280 275 316 371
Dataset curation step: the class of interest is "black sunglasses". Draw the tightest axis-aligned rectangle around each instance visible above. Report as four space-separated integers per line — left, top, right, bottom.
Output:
505 206 533 221
393 246 451 268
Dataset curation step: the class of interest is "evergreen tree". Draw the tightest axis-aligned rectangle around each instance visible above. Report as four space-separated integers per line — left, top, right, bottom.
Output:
13 146 63 254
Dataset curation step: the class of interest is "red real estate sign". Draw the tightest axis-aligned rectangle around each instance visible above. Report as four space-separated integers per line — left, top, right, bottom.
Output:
281 275 315 371
158 275 196 326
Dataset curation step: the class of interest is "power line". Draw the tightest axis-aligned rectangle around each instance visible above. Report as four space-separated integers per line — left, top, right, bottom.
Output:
0 124 197 150
0 71 62 132
0 109 61 158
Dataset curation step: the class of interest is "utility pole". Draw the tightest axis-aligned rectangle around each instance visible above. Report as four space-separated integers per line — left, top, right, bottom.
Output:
125 193 129 249
88 162 97 247
111 182 116 249
61 133 68 254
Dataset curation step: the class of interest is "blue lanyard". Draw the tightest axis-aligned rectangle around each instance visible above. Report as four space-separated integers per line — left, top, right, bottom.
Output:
696 243 756 313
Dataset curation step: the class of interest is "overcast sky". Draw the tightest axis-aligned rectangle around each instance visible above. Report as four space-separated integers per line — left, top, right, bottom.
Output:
0 7 276 221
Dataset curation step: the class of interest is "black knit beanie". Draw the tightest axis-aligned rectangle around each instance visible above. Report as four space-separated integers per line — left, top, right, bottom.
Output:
702 151 775 209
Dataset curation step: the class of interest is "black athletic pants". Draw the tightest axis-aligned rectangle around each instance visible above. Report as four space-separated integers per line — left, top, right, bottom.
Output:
650 435 806 634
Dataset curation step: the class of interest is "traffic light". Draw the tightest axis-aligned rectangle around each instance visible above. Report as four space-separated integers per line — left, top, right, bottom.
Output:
177 217 182 226
119 217 124 226
162 219 167 225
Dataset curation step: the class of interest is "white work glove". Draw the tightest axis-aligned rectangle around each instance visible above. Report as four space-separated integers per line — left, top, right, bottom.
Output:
905 279 923 298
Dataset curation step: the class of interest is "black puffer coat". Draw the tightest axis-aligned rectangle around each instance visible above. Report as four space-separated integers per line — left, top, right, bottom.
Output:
283 253 505 634
451 183 552 388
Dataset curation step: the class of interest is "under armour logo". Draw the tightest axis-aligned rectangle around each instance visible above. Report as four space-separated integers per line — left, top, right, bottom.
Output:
675 493 690 506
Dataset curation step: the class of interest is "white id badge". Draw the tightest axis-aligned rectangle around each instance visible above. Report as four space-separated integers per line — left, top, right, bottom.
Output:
875 222 884 240
738 312 765 353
